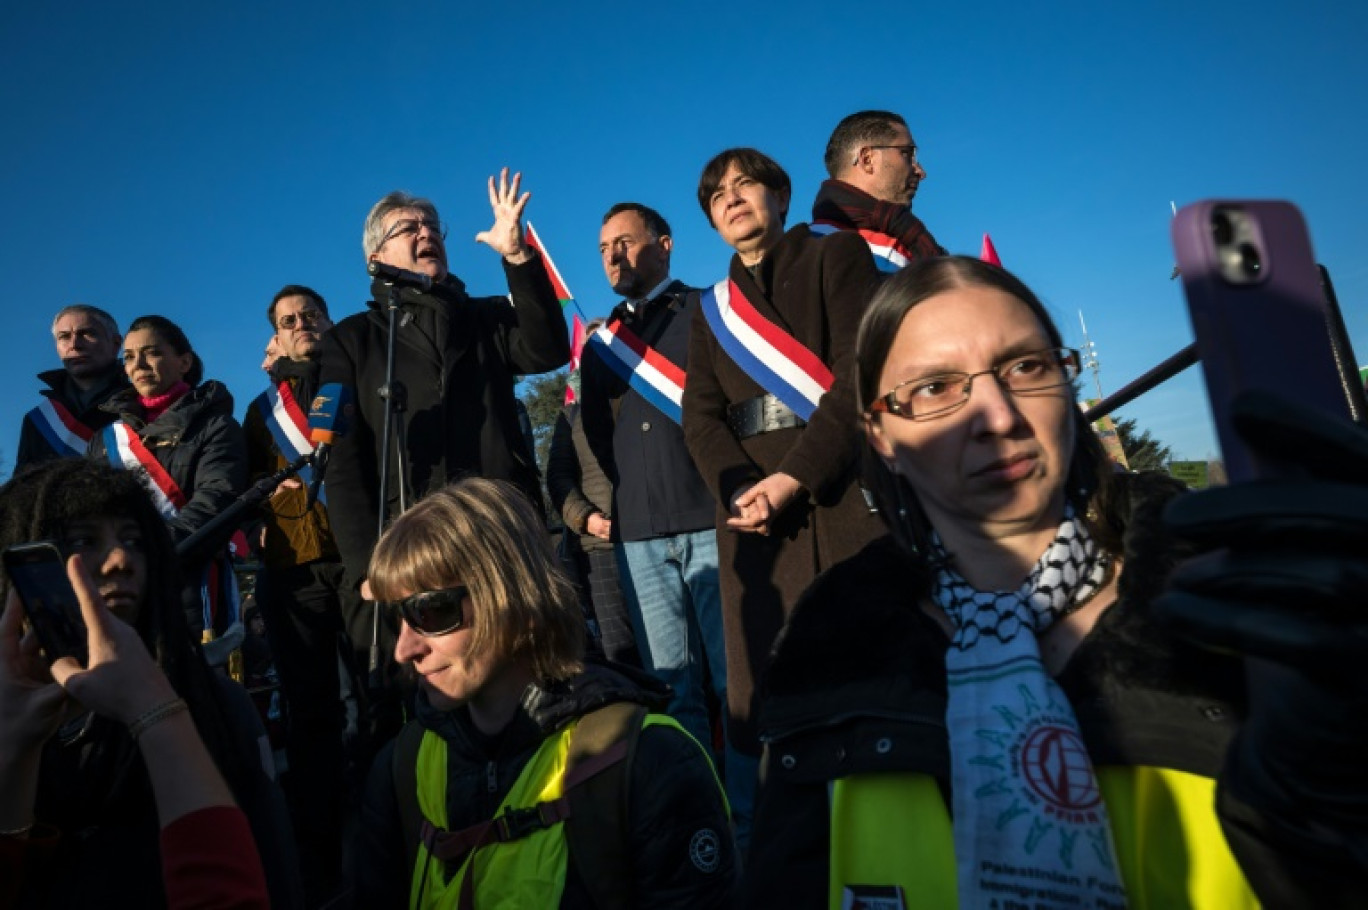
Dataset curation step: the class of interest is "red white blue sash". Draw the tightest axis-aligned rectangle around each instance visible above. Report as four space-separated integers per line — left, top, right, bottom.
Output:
809 221 908 273
698 279 833 422
26 398 94 458
102 422 189 518
251 381 317 492
585 319 686 425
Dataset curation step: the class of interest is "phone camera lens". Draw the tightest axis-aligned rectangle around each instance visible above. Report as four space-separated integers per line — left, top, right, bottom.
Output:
1212 212 1235 246
1239 243 1262 277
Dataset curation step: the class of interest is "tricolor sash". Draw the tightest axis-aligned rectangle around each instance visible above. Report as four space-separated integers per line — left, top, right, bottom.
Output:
103 422 189 518
251 380 318 495
26 398 95 458
809 221 909 273
585 319 686 424
102 421 240 639
698 279 833 422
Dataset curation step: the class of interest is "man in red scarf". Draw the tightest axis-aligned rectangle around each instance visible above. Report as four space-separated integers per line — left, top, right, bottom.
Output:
810 110 944 269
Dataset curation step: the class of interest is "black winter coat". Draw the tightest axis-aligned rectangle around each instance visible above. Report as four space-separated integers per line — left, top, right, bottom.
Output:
88 381 247 556
354 662 737 908
318 257 569 585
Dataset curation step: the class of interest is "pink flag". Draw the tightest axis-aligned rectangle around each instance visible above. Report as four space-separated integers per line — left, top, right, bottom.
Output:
980 233 1002 266
565 314 586 405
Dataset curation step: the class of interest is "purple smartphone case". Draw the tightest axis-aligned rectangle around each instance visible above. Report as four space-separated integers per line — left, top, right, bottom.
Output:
1172 199 1346 483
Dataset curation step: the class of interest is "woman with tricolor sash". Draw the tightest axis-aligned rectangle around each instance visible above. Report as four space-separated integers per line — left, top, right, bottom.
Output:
744 257 1368 907
86 316 247 648
683 148 886 756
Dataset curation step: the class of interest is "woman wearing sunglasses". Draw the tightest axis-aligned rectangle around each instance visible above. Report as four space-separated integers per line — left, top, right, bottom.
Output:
743 258 1273 908
353 477 736 908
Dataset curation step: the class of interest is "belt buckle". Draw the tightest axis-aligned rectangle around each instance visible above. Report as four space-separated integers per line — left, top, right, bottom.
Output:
497 805 548 841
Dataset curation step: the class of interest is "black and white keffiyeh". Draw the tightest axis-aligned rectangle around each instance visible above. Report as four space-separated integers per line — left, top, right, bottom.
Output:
933 506 1128 909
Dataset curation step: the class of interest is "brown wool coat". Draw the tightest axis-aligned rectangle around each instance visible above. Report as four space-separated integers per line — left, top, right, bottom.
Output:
683 224 886 751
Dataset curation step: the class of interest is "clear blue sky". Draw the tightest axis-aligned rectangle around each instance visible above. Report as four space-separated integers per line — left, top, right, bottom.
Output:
3 0 1365 473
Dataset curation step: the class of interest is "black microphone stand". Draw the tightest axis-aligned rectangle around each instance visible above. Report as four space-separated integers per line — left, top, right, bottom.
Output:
369 279 411 688
175 452 315 561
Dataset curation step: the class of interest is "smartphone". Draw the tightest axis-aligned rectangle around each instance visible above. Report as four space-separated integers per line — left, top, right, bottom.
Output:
3 541 87 664
1172 200 1352 483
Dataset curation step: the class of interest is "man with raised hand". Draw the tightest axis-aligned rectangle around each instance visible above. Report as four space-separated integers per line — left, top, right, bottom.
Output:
17 304 129 470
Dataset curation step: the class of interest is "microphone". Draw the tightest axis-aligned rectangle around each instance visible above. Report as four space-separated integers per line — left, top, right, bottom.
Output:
367 261 433 292
305 383 355 510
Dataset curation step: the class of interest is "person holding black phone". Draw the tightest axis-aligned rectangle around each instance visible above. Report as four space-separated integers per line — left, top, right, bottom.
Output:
0 458 301 908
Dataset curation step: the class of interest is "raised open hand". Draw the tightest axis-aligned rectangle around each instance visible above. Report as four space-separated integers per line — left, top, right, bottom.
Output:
474 167 532 264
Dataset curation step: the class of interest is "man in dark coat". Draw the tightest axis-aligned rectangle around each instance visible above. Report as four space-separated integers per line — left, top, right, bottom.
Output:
810 110 944 270
682 149 886 753
243 284 349 905
318 170 570 594
17 304 129 470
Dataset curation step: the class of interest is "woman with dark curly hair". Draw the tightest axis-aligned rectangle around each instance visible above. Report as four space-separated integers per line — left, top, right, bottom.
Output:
0 458 300 908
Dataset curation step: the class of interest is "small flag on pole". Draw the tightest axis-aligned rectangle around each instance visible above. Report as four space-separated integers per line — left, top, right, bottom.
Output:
565 314 587 405
980 233 1002 266
525 222 587 319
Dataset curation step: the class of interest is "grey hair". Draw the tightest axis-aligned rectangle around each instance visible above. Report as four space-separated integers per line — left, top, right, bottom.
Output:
362 191 440 258
52 304 120 340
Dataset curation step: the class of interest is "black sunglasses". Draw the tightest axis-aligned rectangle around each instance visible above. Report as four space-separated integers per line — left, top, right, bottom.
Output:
383 586 469 637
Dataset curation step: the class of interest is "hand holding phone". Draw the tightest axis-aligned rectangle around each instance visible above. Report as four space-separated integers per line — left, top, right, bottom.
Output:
4 541 87 665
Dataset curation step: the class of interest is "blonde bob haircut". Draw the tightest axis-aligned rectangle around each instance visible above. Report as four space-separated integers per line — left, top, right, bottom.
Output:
368 477 585 682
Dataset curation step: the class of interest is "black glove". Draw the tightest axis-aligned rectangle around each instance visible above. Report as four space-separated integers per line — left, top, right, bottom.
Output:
1158 389 1368 903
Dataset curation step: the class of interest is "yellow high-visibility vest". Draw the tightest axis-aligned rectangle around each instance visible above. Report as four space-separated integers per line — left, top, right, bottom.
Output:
829 766 1259 909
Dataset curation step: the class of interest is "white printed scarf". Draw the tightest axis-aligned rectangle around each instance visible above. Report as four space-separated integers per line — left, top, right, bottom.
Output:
933 507 1128 909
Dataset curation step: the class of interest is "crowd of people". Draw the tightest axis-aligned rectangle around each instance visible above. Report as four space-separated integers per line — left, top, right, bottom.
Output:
2 108 1366 908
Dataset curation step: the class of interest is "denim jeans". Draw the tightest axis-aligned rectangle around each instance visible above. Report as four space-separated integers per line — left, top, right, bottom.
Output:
617 529 757 847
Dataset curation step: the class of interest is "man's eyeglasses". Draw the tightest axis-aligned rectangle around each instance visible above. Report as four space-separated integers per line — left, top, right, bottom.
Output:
869 347 1080 421
383 585 469 637
868 144 919 164
379 217 447 248
275 309 326 331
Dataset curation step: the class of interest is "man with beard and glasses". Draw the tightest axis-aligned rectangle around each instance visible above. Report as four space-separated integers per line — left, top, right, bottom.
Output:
17 305 130 470
809 110 945 272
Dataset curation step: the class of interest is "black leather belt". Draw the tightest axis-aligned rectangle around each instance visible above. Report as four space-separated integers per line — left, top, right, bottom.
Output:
727 394 806 440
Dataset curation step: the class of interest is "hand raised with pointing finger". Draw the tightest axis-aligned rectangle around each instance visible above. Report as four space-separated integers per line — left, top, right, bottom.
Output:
475 167 533 265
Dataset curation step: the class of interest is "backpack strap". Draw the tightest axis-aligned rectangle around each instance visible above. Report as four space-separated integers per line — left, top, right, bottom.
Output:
564 701 647 910
391 720 429 879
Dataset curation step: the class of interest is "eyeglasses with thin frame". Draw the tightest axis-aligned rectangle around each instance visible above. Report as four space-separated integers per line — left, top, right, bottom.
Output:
379 217 448 248
275 309 326 331
383 585 470 637
869 347 1081 421
866 144 919 164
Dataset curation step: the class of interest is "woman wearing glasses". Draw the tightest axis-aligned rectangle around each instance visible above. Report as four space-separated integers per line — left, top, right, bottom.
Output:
744 257 1261 907
353 478 736 908
87 315 246 644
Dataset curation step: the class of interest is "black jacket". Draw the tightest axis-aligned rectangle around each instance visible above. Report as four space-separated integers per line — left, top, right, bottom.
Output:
579 281 714 542
354 662 737 908
318 256 569 585
744 472 1254 907
16 367 129 471
88 381 247 556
